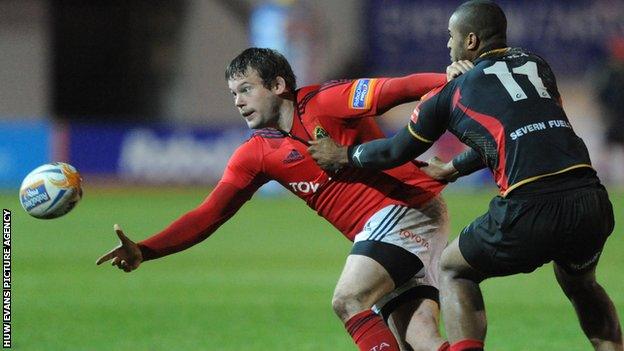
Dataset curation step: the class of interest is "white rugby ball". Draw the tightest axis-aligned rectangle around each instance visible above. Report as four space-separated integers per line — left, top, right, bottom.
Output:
19 162 83 219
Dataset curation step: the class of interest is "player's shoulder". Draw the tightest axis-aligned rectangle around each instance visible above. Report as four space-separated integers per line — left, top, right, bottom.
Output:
295 80 352 113
475 47 550 68
230 128 284 164
421 78 458 107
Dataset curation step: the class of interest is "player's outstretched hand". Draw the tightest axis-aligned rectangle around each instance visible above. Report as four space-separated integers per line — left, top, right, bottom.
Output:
96 224 143 272
446 60 474 81
420 156 459 182
308 138 349 171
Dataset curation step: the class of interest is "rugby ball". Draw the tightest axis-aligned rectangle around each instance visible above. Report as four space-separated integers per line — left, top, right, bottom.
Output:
19 162 83 219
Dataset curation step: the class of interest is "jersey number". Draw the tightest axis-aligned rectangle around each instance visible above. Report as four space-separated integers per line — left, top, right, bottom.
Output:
483 61 552 102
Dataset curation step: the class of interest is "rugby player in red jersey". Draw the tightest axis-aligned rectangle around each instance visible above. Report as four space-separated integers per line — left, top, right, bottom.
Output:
97 48 471 351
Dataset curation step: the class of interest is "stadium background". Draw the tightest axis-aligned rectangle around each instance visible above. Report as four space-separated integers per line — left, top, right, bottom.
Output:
2 0 622 350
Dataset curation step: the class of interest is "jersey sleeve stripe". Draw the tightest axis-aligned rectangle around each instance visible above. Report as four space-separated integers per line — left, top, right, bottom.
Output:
407 123 433 143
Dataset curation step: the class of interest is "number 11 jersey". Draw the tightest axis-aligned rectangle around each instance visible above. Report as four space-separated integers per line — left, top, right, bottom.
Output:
408 47 594 197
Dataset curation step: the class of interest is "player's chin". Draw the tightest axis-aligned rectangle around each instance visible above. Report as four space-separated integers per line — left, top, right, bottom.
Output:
246 118 268 130
246 120 260 129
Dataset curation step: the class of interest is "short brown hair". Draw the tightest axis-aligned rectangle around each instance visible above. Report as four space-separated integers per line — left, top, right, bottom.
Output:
225 48 297 92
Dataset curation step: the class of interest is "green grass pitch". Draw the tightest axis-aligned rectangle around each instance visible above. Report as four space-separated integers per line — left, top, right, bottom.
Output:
7 185 624 350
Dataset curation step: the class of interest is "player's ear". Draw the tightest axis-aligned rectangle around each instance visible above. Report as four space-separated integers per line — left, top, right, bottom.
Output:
273 76 288 95
466 32 479 51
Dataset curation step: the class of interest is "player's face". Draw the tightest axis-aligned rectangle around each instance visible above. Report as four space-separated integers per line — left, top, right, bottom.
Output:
447 13 468 62
228 68 281 129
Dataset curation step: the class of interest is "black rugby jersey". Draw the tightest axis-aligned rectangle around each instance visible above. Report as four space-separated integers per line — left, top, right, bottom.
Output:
409 47 593 196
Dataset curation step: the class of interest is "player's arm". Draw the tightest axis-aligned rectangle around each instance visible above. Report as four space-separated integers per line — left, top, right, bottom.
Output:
420 148 485 182
376 61 473 112
375 73 447 114
309 87 450 171
95 181 257 272
137 181 255 260
349 127 433 169
308 127 429 171
96 141 265 271
312 73 446 118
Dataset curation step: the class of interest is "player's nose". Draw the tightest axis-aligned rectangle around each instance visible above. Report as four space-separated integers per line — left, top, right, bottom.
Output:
234 94 246 108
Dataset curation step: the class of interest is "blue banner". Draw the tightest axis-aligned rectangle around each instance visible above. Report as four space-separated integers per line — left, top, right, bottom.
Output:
366 0 624 75
68 124 249 184
0 120 51 188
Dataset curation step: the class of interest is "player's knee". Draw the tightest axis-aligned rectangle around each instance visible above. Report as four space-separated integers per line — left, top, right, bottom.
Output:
439 249 460 279
331 289 368 322
560 276 600 299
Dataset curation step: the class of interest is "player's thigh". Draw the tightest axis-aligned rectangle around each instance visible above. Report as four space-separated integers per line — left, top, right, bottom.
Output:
554 185 614 276
440 237 487 282
333 254 396 307
457 195 560 277
352 199 449 289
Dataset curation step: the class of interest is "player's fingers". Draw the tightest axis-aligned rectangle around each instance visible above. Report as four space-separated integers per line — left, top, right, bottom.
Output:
96 250 116 265
460 59 474 67
426 156 442 164
113 224 133 246
458 60 474 71
122 263 133 273
111 256 121 267
413 160 428 167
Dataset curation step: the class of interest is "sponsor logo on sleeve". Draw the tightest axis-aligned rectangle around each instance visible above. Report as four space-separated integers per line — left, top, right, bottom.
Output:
349 79 377 109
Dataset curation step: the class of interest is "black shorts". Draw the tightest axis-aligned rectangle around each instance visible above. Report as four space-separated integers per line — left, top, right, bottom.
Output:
459 184 614 277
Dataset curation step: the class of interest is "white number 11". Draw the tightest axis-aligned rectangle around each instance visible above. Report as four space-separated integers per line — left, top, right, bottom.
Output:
483 61 552 102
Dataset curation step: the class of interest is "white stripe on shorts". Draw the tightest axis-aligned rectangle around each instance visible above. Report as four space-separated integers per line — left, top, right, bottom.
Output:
355 197 449 289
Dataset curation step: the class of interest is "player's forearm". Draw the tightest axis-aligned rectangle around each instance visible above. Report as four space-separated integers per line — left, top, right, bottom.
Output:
376 73 446 114
347 127 431 170
452 148 486 176
138 182 253 261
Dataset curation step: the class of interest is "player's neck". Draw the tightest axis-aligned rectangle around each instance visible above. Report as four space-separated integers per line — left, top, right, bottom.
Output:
276 99 295 132
476 43 508 59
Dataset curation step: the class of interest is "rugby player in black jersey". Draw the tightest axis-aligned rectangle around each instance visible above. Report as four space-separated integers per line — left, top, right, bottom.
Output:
308 1 622 350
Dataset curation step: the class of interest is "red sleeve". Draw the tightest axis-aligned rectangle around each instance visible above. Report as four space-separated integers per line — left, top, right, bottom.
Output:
221 139 266 189
310 73 446 119
138 182 256 260
376 73 447 114
138 140 267 260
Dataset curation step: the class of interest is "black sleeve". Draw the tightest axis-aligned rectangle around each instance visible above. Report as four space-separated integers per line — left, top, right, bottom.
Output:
347 127 432 170
452 148 486 176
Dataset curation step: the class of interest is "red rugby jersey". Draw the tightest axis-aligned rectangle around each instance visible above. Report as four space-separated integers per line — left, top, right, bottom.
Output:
139 74 446 260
